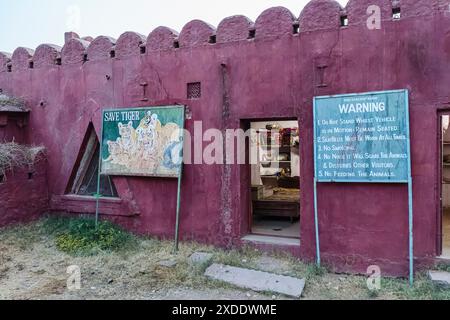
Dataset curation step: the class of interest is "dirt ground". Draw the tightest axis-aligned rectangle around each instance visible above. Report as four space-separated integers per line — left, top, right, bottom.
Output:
0 220 449 300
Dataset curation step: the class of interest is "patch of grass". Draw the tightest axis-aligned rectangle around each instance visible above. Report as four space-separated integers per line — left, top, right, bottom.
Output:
379 274 450 300
305 263 328 279
436 263 450 273
366 288 380 299
43 216 137 256
214 245 262 269
2 218 449 300
0 222 42 250
189 259 212 275
41 215 73 235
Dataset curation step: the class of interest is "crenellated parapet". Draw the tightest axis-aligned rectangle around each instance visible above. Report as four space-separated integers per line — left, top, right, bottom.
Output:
1 0 449 71
147 27 179 51
400 0 448 19
254 7 296 38
86 36 116 61
61 38 90 65
12 47 35 71
33 44 61 68
299 0 342 32
115 32 146 58
216 15 254 43
0 52 11 72
346 0 393 26
179 20 216 48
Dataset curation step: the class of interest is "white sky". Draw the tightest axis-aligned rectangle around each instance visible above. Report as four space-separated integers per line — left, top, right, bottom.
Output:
0 0 349 53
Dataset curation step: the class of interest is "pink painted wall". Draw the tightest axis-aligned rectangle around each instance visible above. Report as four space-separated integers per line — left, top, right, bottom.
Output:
1 0 450 276
0 153 48 228
0 113 28 143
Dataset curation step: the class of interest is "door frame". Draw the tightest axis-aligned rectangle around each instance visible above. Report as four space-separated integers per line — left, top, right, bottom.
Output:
242 117 301 238
436 110 450 257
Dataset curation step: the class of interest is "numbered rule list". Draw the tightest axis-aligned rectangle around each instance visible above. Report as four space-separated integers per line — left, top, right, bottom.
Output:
314 90 410 183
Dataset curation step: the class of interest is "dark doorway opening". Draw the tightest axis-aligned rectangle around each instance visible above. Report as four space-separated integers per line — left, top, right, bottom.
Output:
248 120 300 239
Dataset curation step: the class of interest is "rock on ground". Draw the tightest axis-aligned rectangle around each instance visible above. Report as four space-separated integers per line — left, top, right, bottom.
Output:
188 252 213 266
158 259 177 268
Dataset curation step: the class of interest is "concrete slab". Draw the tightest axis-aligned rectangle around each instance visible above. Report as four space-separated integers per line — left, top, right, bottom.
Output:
188 252 213 266
205 264 305 298
428 270 450 288
242 235 300 247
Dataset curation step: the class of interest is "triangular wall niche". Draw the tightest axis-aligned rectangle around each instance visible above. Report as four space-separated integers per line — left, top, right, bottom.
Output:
66 123 118 198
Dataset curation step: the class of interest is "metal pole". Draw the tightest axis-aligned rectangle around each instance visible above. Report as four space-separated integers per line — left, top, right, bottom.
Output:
408 178 414 286
174 107 186 252
403 90 413 286
95 146 102 228
95 117 105 229
314 177 321 266
313 97 321 266
174 167 183 252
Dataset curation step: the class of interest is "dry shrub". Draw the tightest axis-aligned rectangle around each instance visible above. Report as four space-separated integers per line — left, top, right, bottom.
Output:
0 95 27 112
0 142 45 179
0 95 25 107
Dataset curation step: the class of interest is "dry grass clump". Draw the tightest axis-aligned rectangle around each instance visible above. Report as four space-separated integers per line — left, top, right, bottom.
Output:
0 95 26 112
0 142 45 178
0 95 25 107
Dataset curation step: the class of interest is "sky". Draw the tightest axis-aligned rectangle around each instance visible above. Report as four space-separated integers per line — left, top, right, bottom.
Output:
0 0 349 53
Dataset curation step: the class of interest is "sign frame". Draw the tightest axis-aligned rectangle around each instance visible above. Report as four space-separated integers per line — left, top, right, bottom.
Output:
312 89 414 285
99 105 186 179
313 89 411 184
95 105 186 253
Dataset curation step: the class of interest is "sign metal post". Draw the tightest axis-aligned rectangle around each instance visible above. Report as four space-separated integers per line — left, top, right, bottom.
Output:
174 107 186 252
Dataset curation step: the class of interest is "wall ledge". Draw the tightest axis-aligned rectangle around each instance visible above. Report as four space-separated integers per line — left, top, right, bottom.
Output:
50 194 139 217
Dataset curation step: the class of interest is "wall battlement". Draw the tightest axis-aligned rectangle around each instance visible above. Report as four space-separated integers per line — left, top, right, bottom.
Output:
0 0 448 72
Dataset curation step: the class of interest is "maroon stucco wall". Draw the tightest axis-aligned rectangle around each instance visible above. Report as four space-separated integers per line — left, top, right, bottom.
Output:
1 0 450 276
0 154 48 228
0 113 28 143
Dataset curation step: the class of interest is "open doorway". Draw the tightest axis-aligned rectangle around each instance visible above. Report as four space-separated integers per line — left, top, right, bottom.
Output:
441 115 450 258
249 120 300 239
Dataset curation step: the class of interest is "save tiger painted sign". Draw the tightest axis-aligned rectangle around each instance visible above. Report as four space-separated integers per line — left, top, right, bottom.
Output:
100 106 185 178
